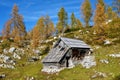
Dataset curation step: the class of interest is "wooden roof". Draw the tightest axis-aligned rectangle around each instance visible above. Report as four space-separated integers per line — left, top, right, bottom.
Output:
42 37 90 63
61 37 90 48
42 47 69 63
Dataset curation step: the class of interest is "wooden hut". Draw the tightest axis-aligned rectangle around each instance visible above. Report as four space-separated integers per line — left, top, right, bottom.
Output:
42 37 91 70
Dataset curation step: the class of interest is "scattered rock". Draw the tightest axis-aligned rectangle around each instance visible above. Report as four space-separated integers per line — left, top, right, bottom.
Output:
45 39 54 43
109 53 120 58
0 40 3 43
3 49 8 54
100 59 109 64
93 31 96 35
0 64 15 69
104 40 111 45
3 56 10 63
94 46 101 49
79 30 82 33
26 76 35 80
13 53 21 59
9 47 16 53
80 56 96 69
33 49 41 56
28 56 39 62
38 45 46 49
0 54 10 63
54 37 57 39
74 35 79 39
106 19 112 24
42 67 65 74
15 48 25 55
91 72 107 79
53 42 56 46
86 31 89 33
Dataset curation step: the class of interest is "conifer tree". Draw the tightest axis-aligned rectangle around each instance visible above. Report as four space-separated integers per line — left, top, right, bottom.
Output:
2 4 27 42
71 13 76 28
76 19 82 29
2 19 12 40
93 0 106 35
113 0 120 16
37 17 45 40
81 0 92 27
32 26 40 48
57 7 68 34
11 4 26 41
44 15 55 38
31 17 45 48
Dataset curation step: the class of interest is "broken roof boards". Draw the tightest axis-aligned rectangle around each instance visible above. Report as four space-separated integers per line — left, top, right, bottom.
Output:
42 37 91 63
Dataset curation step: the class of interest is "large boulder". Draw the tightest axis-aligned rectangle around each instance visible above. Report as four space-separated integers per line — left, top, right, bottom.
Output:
80 56 96 68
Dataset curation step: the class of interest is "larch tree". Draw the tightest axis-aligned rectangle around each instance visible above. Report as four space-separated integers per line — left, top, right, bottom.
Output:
81 0 92 27
2 19 12 40
106 6 117 20
2 4 27 42
31 17 44 48
71 13 77 28
44 15 55 38
37 17 45 41
76 19 82 29
57 7 68 34
48 21 55 37
113 0 120 16
11 4 27 42
93 0 106 35
31 26 41 48
3 4 27 42
98 0 105 6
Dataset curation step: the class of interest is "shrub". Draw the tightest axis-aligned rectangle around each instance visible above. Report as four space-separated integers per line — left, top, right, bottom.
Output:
0 39 11 49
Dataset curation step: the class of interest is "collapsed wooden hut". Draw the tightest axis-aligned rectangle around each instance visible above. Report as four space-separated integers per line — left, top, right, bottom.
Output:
42 37 91 71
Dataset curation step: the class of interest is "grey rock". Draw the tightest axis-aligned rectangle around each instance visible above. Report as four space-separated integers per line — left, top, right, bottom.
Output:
91 72 107 79
3 49 8 54
100 59 109 64
80 56 96 69
33 49 41 56
28 56 39 62
9 47 16 53
0 64 15 69
109 53 120 58
104 40 111 45
13 53 21 59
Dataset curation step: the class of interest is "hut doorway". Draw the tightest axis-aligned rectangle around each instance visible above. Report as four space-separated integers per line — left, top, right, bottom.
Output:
66 56 70 67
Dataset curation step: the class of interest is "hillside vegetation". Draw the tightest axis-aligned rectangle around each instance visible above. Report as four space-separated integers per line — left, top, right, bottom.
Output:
0 29 120 80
